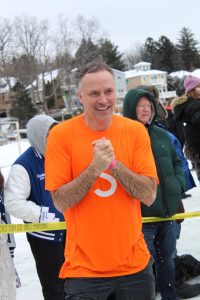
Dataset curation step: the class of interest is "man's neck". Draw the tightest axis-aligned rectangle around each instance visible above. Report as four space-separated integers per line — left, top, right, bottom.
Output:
82 114 113 131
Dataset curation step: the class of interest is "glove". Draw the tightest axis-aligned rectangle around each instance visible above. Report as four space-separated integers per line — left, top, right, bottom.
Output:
40 206 60 223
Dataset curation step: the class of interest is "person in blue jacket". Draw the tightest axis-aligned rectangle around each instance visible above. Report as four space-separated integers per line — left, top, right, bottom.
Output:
4 115 66 300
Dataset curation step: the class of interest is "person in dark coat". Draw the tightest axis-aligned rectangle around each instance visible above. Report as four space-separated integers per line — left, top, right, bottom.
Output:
165 101 185 149
123 88 186 300
133 86 199 299
172 75 200 183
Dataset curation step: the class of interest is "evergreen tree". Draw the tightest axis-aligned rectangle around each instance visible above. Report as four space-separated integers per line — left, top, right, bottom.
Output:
155 36 177 72
98 38 125 70
44 81 55 109
176 27 200 71
167 75 185 96
10 81 37 127
74 38 100 71
141 37 157 68
44 80 64 110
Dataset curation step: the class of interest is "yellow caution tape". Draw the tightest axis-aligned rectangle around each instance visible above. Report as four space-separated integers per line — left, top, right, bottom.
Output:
0 211 200 234
0 221 66 234
142 211 200 223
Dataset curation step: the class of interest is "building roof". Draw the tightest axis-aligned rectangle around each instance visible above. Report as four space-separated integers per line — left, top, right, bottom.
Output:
169 69 200 79
192 69 200 78
26 69 59 90
134 62 151 67
0 77 16 94
169 70 192 79
124 69 167 79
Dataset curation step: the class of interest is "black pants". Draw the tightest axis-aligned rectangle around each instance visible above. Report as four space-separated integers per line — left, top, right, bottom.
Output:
64 259 156 300
27 233 65 300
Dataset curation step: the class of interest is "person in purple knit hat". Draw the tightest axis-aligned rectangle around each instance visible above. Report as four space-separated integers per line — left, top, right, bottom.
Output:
172 75 200 183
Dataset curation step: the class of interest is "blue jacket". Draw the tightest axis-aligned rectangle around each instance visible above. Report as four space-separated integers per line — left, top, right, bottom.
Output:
167 131 196 191
14 147 65 242
155 120 196 191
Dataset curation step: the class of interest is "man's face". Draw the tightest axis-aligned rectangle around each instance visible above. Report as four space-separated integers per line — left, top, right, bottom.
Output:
136 97 152 125
78 70 116 130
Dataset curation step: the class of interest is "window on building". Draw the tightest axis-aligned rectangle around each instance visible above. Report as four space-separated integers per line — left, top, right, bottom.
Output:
151 75 157 80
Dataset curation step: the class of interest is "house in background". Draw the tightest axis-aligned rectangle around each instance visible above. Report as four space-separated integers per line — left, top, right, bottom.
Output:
26 69 67 111
4 63 192 120
112 68 127 112
27 67 127 115
0 78 16 117
124 62 176 102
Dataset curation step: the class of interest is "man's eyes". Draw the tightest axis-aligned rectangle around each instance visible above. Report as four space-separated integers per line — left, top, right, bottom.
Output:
90 92 100 97
105 89 113 95
89 90 114 97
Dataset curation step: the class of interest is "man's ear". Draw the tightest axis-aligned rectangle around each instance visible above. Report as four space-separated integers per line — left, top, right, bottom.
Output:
77 90 83 104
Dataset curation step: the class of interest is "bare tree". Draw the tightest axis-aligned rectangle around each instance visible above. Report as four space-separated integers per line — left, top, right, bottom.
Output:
124 43 142 70
0 18 14 88
13 14 54 113
52 15 76 112
73 15 103 74
74 15 101 42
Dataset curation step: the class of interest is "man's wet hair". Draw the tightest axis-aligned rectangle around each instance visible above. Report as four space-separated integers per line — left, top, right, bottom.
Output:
79 61 113 81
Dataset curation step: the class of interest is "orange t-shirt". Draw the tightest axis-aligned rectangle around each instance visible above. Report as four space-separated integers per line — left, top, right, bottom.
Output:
45 114 158 278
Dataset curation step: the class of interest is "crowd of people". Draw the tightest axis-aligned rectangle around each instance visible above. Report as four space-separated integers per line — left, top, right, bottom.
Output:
0 62 200 300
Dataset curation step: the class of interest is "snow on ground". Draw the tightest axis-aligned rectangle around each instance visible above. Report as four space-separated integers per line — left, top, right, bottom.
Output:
0 139 43 299
0 139 200 300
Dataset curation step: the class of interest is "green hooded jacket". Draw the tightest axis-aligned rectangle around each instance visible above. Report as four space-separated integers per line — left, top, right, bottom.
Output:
123 89 186 217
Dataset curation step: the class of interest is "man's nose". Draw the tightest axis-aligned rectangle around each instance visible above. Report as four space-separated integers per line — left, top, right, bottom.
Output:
98 93 107 103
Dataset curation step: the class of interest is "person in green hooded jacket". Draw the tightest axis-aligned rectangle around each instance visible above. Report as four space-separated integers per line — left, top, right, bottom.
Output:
123 88 186 300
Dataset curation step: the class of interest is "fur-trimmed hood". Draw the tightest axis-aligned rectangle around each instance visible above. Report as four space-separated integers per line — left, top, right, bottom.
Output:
171 95 188 122
172 94 200 160
171 95 188 110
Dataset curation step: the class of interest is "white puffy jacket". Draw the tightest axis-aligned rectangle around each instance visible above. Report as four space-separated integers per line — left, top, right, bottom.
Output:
0 217 16 300
4 164 40 223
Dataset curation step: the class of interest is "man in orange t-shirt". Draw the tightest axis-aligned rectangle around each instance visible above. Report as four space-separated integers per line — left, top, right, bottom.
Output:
45 61 158 300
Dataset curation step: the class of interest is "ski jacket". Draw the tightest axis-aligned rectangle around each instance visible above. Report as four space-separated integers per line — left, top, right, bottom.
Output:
5 147 65 242
172 95 200 155
123 88 186 217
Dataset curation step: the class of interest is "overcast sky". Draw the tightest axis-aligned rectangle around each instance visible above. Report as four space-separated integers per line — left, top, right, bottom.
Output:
1 0 200 53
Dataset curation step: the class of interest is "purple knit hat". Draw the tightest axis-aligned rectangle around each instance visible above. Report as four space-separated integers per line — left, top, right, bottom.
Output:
184 75 200 93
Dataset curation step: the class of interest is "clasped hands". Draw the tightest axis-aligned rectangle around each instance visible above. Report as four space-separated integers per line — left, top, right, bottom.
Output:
91 137 115 173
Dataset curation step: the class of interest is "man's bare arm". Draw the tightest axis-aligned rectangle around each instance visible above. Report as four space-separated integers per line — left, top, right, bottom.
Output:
51 165 100 213
110 161 157 206
51 137 115 213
